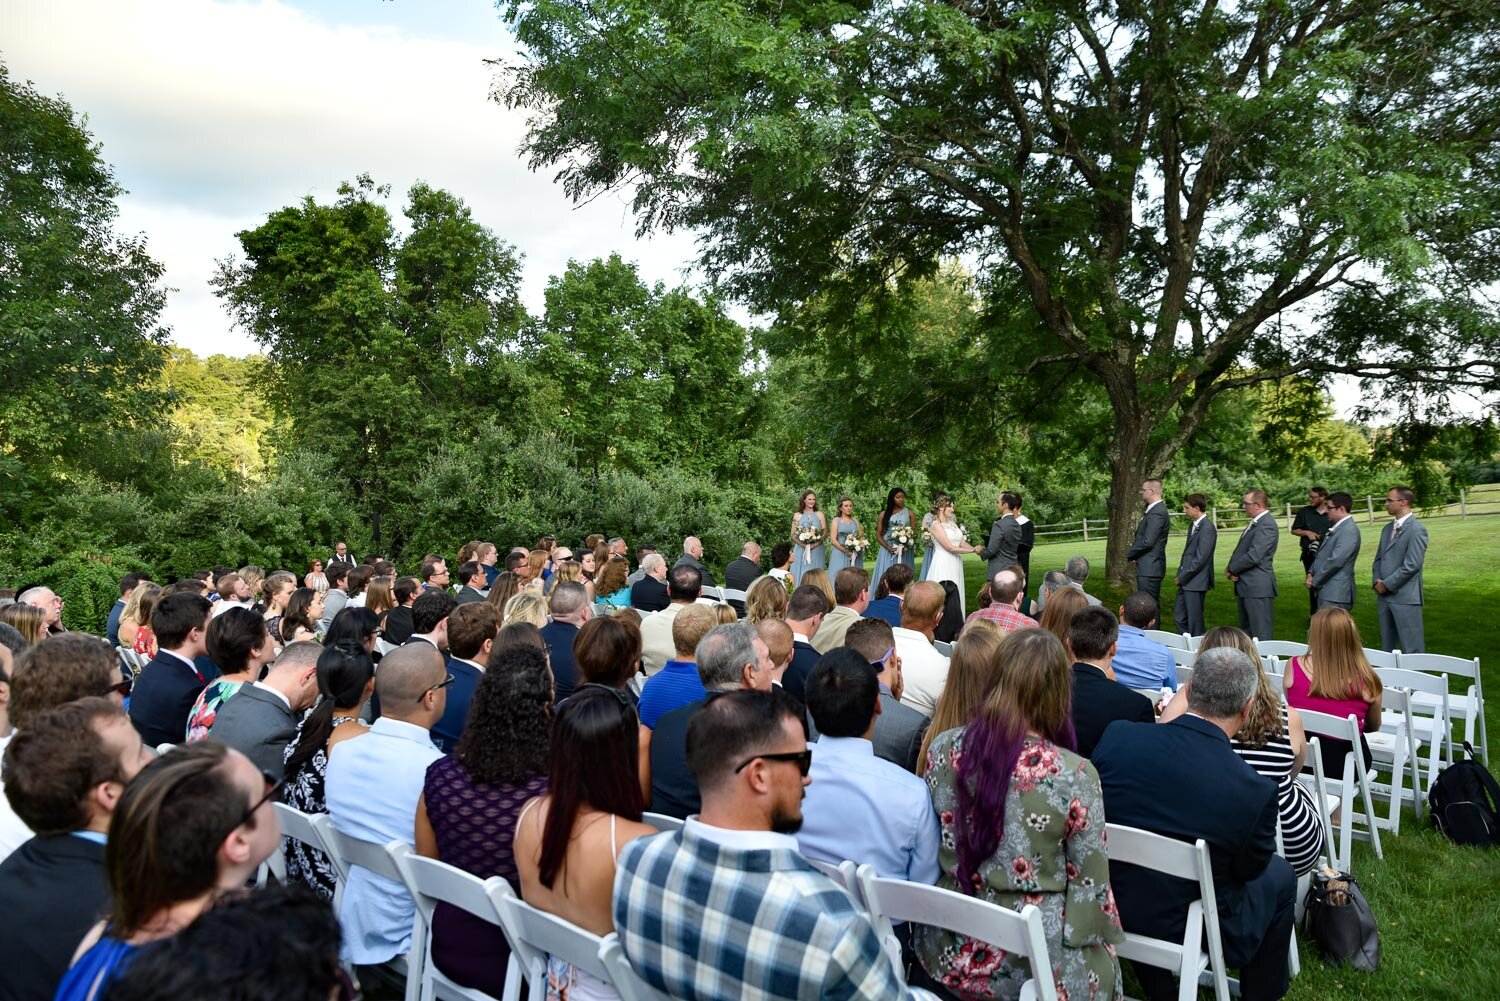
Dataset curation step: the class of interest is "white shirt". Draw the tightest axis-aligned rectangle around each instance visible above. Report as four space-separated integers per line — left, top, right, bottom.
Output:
0 732 28 864
892 626 949 718
684 817 800 853
211 599 252 618
1392 513 1412 530
639 603 687 677
161 648 201 675
1145 500 1164 513
250 680 292 711
451 657 485 674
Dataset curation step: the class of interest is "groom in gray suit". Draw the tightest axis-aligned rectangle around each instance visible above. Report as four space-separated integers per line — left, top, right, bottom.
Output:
1306 492 1361 610
1371 486 1428 652
975 491 1023 581
1225 489 1279 641
1126 478 1171 604
1173 493 1217 635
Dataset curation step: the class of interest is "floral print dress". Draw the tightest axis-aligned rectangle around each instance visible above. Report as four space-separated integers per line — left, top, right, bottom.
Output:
915 728 1124 1001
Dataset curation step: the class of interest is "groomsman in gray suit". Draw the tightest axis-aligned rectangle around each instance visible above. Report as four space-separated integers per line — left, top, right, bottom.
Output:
1306 492 1361 610
1173 493 1217 635
1225 489 1279 641
1371 486 1428 652
1126 478 1171 604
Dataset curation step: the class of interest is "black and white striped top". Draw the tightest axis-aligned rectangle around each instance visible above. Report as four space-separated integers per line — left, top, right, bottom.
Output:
1231 704 1325 875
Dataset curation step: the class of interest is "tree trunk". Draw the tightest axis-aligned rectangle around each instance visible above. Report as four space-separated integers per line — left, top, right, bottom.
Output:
1103 414 1153 592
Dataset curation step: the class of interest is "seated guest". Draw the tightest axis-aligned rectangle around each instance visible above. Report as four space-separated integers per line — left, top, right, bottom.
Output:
798 650 940 883
1067 606 1154 757
0 604 46 648
211 573 253 617
323 607 380 659
779 585 829 703
766 541 795 587
629 554 671 614
453 561 488 605
408 589 456 651
117 582 159 655
502 591 550 630
282 643 374 900
325 644 447 970
432 603 500 753
893 582 951 717
638 564 700 674
515 687 658 997
1110 592 1177 692
723 541 762 595
1284 607 1383 779
539 582 592 702
1093 646 1295 1001
1161 628 1325 875
0 699 152 1001
186 608 276 742
278 587 323 646
673 536 717 589
207 641 321 779
743 575 789 624
416 646 551 998
105 573 145 648
595 555 633 611
616 689 923 999
1033 568 1071 614
380 577 420 645
802 567 836 609
318 563 351 633
1037 585 1087 646
575 616 652 796
915 626 1005 773
649 622 774 819
128 591 212 748
964 568 1042 636
810 568 870 653
916 629 1123 1000
845 618 934 773
636 604 715 729
755 618 794 689
623 545 656 588
863 563 913 628
54 742 281 1000
100 884 347 1001
1063 556 1104 606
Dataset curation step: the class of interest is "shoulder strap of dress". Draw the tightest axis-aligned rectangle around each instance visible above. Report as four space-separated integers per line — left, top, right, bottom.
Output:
517 793 544 833
610 813 620 862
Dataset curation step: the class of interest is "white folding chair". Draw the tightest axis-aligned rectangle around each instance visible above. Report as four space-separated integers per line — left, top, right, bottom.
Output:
805 858 862 907
1375 667 1450 806
1169 646 1196 670
856 863 1058 1001
641 812 683 832
934 640 954 658
1104 825 1229 1001
1255 640 1308 659
1185 634 1204 651
273 802 335 873
1363 687 1424 833
321 828 426 1001
1260 655 1280 679
154 742 178 756
1174 664 1194 689
1296 711 1383 870
1144 630 1190 651
1362 647 1400 671
719 588 748 605
1399 653 1486 765
1297 735 1339 871
496 894 612 1001
403 855 525 1001
598 934 673 1001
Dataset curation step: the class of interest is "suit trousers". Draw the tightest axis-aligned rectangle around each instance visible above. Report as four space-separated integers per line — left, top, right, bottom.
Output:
1237 595 1275 643
1174 589 1206 636
1377 596 1425 653
1138 575 1163 606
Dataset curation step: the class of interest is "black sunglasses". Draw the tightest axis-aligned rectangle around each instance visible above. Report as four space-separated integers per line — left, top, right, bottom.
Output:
733 749 813 776
104 678 134 698
230 769 283 834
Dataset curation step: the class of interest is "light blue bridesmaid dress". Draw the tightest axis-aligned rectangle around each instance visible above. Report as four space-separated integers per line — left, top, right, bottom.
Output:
870 507 916 592
826 516 861 575
918 511 937 581
790 512 826 585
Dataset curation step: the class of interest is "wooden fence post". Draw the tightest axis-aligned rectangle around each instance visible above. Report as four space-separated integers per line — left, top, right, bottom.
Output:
1082 518 1089 542
1367 495 1376 523
1460 489 1467 517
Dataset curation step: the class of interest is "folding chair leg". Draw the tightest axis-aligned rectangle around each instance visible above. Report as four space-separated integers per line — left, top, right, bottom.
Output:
1353 754 1384 861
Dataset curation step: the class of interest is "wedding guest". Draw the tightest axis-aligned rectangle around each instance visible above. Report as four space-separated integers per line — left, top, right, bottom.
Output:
1066 606 1154 758
595 555 633 611
674 537 717 591
756 619 795 689
116 582 159 654
259 573 296 647
303 560 328 594
863 563 912 628
844 618 934 773
767 542 795 588
344 565 375 610
105 573 146 648
1110 592 1177 692
914 626 1004 774
744 575 789 624
502 590 550 631
431 603 501 753
893 582 950 717
318 564 350 632
637 605 716 728
779 585 829 703
186 608 276 742
1284 608 1383 778
128 592 213 748
208 642 321 779
639 564 702 676
966 568 1043 636
1037 585 1088 646
540 582 592 702
453 562 488 606
724 541 763 595
0 605 44 648
630 555 671 614
483 571 522 621
381 577 421 645
363 575 396 622
790 490 828 586
810 567 870 653
278 588 323 645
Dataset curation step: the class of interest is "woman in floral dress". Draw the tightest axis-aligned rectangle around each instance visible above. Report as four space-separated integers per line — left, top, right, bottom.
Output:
916 628 1123 1001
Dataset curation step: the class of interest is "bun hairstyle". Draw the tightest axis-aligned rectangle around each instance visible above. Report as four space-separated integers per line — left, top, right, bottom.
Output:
284 641 374 775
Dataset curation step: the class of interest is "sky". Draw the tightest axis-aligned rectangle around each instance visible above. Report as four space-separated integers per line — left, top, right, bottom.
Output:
1 0 703 356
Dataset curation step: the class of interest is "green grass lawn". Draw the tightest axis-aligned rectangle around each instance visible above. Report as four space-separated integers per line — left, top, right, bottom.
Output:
954 514 1500 999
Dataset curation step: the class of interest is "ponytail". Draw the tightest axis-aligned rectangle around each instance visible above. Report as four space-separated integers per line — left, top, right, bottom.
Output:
284 641 374 776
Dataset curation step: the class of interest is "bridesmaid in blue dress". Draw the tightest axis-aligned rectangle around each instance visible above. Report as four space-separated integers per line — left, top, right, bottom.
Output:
826 497 865 577
789 490 827 586
870 487 916 593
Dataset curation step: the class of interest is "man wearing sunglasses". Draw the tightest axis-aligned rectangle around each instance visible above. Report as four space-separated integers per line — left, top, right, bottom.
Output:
615 688 932 1000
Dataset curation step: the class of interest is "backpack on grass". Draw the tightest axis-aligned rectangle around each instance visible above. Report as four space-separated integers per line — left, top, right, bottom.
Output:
1429 741 1500 847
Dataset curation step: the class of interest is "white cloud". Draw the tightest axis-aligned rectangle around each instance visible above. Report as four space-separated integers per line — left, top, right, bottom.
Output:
1 0 703 355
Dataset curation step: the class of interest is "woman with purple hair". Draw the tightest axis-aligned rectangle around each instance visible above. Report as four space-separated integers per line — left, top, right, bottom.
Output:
914 628 1124 1001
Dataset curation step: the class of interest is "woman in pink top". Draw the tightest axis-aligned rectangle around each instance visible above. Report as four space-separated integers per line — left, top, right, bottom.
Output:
1284 607 1384 775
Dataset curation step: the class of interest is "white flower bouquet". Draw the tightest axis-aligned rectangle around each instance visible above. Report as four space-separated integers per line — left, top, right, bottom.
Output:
845 533 870 554
888 524 915 559
796 524 824 563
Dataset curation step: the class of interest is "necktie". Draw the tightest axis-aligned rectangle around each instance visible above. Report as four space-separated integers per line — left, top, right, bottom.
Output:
1393 523 1403 539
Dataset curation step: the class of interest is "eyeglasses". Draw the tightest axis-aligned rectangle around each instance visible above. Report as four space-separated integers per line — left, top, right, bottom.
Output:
228 769 283 835
424 674 456 697
104 678 134 698
733 749 813 776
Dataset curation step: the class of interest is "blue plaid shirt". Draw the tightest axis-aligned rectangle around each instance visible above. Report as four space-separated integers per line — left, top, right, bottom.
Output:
613 819 930 1000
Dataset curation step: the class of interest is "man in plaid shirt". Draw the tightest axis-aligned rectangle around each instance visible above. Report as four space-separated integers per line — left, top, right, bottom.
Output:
613 688 935 1000
962 568 1042 635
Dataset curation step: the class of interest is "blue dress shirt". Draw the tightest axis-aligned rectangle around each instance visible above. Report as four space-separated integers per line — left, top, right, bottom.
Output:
325 717 443 964
637 660 706 729
1111 624 1177 691
797 735 941 884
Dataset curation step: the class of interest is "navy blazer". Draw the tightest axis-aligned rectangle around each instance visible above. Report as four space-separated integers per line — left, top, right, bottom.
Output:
862 595 903 629
538 620 582 702
0 834 109 1001
1091 715 1279 943
1070 662 1155 758
649 699 705 819
630 577 671 613
105 599 126 648
128 651 206 747
780 639 823 704
432 657 483 753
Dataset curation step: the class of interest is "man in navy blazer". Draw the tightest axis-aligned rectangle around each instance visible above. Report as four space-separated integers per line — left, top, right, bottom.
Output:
779 585 828 704
128 591 212 747
1066 606 1154 757
1092 646 1295 1001
862 563 911 629
538 582 591 703
431 603 499 753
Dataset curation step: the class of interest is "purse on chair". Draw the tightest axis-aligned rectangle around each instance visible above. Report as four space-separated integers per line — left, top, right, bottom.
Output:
1303 867 1379 971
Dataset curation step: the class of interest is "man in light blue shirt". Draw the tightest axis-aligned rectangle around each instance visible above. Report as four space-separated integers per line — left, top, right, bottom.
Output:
326 644 449 967
1110 591 1177 692
797 649 940 884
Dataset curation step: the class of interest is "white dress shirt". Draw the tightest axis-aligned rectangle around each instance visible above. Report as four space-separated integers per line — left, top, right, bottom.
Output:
892 627 949 717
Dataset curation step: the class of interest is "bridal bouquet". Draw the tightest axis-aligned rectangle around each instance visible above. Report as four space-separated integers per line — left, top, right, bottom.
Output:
844 533 870 555
888 524 916 560
920 527 933 549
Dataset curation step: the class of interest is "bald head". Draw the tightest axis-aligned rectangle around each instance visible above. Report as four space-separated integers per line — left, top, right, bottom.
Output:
375 644 446 713
683 536 704 559
741 541 762 562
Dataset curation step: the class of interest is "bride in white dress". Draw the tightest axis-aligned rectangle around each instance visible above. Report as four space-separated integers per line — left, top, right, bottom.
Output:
925 498 976 618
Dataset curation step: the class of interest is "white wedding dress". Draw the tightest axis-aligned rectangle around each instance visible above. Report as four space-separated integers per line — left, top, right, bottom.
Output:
926 521 967 618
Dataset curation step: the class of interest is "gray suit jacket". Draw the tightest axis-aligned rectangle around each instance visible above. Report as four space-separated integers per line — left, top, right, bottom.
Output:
872 692 931 774
1175 517 1218 592
1126 502 1171 578
975 514 1022 579
207 684 298 779
672 554 717 589
1308 517 1361 604
318 588 349 633
1371 517 1427 605
1226 513 1279 598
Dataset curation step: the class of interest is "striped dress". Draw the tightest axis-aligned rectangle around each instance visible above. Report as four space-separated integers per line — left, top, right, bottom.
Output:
1230 705 1325 875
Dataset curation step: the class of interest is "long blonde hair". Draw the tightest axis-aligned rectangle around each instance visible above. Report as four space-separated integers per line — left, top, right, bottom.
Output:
503 591 550 629
916 627 1004 774
1306 607 1382 702
1199 626 1281 747
744 576 789 624
802 568 835 607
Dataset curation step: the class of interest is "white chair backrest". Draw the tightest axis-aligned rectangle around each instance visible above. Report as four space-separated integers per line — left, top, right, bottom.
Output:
805 858 861 902
598 934 673 1001
1297 709 1361 747
1170 646 1196 669
856 864 1058 1001
273 802 333 857
719 588 748 604
497 894 613 985
1144 630 1190 650
1185 634 1204 651
1362 647 1400 670
642 812 684 832
404 854 504 928
322 826 410 885
1399 652 1480 682
1255 640 1308 658
934 640 954 658
1174 664 1194 688
1261 655 1280 677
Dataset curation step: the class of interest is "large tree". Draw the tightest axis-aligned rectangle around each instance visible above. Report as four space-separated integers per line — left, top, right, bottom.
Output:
499 0 1500 583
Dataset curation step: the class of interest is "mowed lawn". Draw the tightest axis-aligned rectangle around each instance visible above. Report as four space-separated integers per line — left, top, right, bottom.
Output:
954 514 1500 999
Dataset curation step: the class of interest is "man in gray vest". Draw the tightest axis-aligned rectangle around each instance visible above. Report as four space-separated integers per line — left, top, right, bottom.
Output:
1173 493 1217 635
1225 489 1278 642
1126 478 1171 604
1371 486 1427 652
1307 492 1361 611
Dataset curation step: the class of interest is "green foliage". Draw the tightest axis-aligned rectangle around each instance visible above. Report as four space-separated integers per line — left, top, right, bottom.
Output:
160 349 274 479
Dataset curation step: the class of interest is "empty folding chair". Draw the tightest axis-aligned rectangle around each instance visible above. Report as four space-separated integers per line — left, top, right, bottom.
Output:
1375 667 1450 806
1399 653 1486 766
1296 711 1383 870
495 894 613 1001
1145 630 1191 650
1104 825 1230 1001
856 863 1058 1000
1363 687 1422 833
1256 641 1308 660
598 934 673 1001
1361 648 1400 671
403 855 526 1001
641 812 683 832
321 827 426 1001
1170 646 1196 671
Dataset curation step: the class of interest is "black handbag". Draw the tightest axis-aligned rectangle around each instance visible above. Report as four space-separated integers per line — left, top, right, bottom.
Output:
1303 867 1379 971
